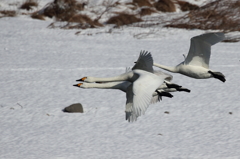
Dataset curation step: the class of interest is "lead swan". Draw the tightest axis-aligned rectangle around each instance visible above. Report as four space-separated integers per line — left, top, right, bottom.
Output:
153 32 226 82
74 51 183 122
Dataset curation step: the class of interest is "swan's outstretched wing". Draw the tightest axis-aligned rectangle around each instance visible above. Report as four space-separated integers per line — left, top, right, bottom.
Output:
132 70 165 119
125 84 139 122
132 50 154 73
154 70 173 81
184 32 225 68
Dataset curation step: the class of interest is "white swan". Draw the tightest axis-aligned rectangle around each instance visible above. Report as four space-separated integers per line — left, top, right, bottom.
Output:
75 51 170 122
73 81 174 102
153 32 226 82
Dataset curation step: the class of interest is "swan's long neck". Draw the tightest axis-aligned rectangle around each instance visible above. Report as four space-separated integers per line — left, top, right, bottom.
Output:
153 63 178 73
82 81 130 92
89 72 134 83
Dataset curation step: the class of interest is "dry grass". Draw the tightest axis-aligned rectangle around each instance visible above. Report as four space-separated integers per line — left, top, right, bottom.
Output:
165 0 240 32
40 0 85 21
223 37 240 43
177 0 199 11
20 0 38 11
31 12 45 20
140 7 156 16
68 14 103 27
0 10 17 18
106 13 142 27
154 0 176 12
133 0 153 7
48 14 103 29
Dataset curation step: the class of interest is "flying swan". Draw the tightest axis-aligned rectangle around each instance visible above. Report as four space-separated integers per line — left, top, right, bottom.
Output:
153 32 226 82
75 51 174 122
74 51 190 122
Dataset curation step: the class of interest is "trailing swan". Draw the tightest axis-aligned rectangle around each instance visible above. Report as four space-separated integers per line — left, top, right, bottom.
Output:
153 32 226 82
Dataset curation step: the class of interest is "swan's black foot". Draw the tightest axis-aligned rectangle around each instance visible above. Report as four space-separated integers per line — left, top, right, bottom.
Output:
208 71 226 83
176 88 191 93
156 90 173 101
166 83 182 89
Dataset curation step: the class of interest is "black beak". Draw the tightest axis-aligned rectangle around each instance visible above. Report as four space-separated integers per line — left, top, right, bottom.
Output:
73 84 80 87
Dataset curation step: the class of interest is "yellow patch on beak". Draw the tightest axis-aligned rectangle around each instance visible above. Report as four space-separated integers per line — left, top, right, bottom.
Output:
77 83 83 87
81 77 87 81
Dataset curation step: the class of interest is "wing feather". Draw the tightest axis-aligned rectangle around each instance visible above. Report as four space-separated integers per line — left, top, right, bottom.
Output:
185 32 225 68
132 50 154 73
132 70 165 119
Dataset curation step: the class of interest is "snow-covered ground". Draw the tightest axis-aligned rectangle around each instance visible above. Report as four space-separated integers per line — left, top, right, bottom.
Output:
1 0 240 159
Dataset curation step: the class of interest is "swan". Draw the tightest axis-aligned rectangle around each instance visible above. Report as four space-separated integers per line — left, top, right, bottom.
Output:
74 71 169 122
75 51 191 121
73 81 174 102
153 32 226 82
75 51 171 122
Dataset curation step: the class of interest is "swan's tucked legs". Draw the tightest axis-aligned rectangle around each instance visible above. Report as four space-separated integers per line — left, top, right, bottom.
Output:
165 82 182 89
156 90 173 101
176 87 191 92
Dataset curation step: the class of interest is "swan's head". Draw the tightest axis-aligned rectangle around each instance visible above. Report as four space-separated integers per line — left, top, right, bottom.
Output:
73 83 83 87
76 77 94 83
73 83 92 88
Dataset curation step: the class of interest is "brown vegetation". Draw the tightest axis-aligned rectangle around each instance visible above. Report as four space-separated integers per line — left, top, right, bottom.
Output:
20 0 38 11
154 0 176 12
68 14 103 27
40 0 85 21
133 0 153 7
165 0 240 32
34 0 96 29
0 10 16 18
177 0 199 11
31 12 45 20
140 7 156 16
106 13 142 27
48 14 103 29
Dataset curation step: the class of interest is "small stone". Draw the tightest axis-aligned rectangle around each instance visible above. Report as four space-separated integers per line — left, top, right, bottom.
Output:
229 112 232 115
63 103 84 113
164 111 170 114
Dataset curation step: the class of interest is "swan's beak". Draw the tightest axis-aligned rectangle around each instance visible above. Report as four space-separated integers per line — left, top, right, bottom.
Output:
76 77 87 82
73 83 83 87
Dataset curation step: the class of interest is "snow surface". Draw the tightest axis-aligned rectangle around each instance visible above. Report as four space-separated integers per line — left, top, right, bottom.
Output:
1 1 240 159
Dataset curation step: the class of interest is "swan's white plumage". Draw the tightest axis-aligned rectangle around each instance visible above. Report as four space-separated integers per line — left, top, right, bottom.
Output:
131 69 166 119
153 32 226 82
76 51 190 122
77 51 170 122
185 32 225 68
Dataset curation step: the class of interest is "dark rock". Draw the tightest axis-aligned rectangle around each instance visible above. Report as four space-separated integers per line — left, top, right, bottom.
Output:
63 103 84 113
